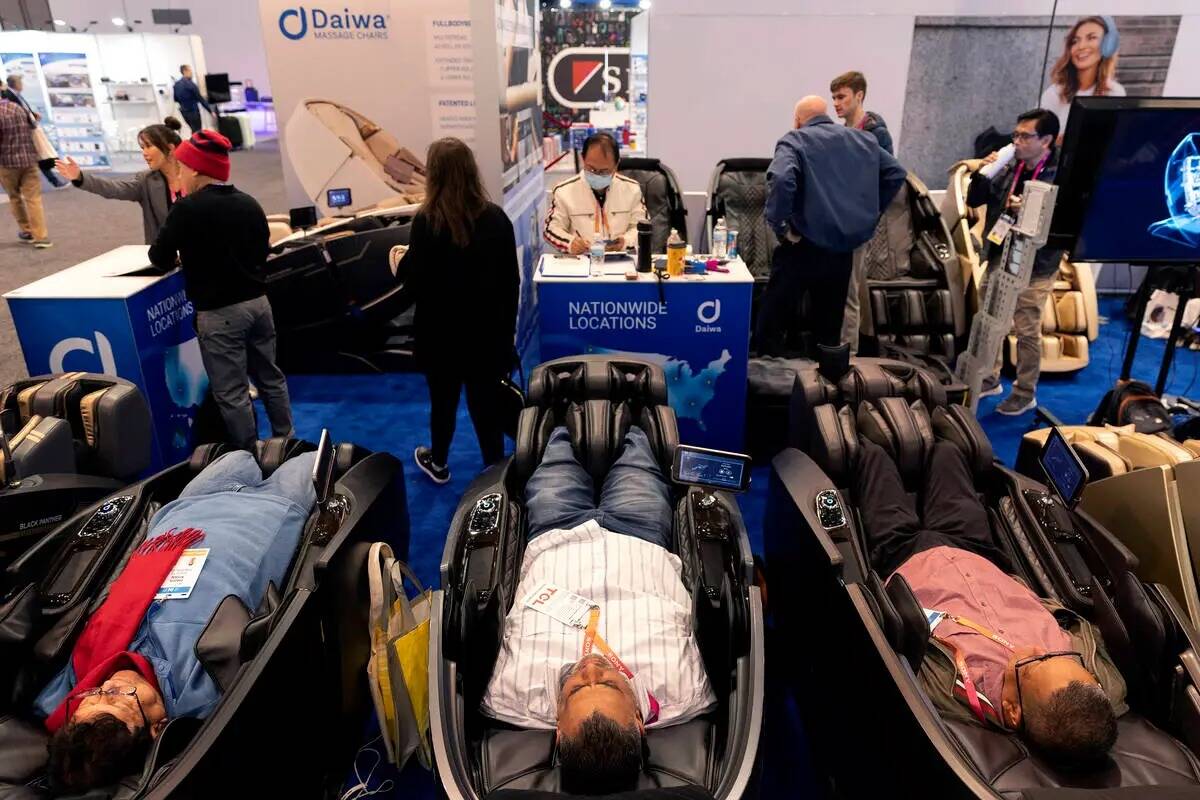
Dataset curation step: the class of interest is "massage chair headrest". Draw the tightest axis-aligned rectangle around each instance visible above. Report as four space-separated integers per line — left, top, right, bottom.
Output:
527 357 668 409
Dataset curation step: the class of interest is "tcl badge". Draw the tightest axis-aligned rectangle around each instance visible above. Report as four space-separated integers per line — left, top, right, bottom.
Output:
548 47 630 109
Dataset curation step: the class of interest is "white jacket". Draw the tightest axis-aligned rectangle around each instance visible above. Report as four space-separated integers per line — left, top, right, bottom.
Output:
544 172 648 252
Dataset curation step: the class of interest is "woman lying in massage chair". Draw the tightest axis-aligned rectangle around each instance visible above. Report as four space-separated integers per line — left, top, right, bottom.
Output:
855 435 1125 767
481 424 716 795
31 449 318 793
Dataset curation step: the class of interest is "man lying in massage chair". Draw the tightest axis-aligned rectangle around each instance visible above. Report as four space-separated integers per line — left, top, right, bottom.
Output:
482 425 716 795
33 449 318 792
855 436 1126 766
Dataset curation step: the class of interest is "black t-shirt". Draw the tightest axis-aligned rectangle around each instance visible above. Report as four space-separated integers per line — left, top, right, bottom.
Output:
148 183 269 311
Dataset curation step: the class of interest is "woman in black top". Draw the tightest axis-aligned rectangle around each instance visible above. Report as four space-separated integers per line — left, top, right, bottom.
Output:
397 137 519 483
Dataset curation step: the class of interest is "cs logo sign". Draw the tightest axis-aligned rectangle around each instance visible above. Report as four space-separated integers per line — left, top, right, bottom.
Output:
547 47 630 109
50 331 117 375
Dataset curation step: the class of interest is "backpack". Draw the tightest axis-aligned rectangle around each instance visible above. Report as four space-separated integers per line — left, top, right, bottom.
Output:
1089 379 1172 434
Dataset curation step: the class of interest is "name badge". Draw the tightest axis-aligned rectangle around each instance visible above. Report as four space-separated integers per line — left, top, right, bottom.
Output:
155 548 210 600
987 213 1016 246
522 581 597 629
924 607 947 633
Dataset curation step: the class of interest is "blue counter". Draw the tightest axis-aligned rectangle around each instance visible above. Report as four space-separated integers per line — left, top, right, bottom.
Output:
534 255 753 451
4 245 207 470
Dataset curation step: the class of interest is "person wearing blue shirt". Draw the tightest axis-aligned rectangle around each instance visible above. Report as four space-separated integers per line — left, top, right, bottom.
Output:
172 65 211 135
38 449 316 792
759 95 907 358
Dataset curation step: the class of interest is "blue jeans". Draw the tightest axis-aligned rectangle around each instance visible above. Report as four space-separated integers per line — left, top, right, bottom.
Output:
178 449 317 510
525 426 673 549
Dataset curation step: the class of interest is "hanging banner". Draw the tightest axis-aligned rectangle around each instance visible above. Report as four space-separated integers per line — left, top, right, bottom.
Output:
37 52 109 168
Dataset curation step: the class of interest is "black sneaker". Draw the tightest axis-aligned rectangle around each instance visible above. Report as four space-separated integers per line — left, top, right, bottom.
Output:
17 231 32 242
414 446 450 484
978 376 1003 398
996 393 1037 416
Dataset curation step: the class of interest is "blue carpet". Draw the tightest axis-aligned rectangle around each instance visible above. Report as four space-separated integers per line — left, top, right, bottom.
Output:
266 294 1197 798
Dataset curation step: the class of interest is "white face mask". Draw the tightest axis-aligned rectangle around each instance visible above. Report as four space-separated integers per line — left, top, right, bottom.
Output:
585 171 613 192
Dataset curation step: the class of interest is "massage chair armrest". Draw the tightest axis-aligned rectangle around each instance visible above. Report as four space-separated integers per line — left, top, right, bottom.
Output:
768 449 863 584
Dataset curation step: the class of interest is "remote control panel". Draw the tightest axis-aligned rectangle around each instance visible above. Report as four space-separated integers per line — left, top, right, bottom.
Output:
78 495 133 541
815 490 847 530
468 493 503 540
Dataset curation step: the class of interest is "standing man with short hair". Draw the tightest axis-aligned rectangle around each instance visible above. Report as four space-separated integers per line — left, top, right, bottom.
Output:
970 108 1064 416
0 89 50 248
4 74 68 188
830 71 893 155
173 65 211 136
760 95 906 358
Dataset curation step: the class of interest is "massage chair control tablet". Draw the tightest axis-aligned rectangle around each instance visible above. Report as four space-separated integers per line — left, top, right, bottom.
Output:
671 445 752 493
78 494 133 541
467 493 503 542
815 489 847 530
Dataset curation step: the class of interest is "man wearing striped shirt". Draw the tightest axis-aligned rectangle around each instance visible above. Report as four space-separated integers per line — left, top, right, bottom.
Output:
483 425 715 794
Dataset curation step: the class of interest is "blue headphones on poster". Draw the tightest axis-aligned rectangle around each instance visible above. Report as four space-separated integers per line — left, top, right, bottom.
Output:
1099 15 1120 60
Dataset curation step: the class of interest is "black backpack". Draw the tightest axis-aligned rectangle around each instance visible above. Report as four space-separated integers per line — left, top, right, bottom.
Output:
1089 379 1172 434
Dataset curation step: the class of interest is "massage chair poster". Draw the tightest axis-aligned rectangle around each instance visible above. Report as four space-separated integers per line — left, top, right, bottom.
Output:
6 273 203 470
258 0 476 213
37 52 110 169
537 282 752 452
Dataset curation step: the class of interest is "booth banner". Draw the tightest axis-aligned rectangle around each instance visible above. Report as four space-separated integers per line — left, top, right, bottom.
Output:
7 274 205 470
37 52 109 168
537 281 752 451
259 0 475 212
540 8 633 127
0 53 50 122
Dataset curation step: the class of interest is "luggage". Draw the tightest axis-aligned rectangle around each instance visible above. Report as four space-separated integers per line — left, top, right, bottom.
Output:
216 113 244 150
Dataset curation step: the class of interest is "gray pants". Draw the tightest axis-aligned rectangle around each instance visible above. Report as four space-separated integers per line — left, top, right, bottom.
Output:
981 268 1055 400
196 296 293 449
840 248 866 355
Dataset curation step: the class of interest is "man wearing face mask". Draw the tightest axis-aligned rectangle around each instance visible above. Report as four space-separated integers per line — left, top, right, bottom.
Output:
854 436 1124 766
482 424 715 795
36 449 318 793
544 131 648 255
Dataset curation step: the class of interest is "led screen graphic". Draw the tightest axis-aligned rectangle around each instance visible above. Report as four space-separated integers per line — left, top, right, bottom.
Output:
1148 134 1200 249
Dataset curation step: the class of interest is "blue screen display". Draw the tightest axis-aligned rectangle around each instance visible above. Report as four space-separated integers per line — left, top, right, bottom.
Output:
327 187 352 209
1041 432 1085 505
1075 110 1200 261
678 449 745 490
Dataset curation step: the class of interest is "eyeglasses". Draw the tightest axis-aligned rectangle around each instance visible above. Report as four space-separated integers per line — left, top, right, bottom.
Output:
1012 650 1088 730
584 166 616 177
1011 131 1041 143
66 685 149 731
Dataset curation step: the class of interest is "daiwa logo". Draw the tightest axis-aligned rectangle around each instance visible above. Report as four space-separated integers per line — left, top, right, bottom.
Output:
696 300 722 333
50 331 117 375
278 6 389 41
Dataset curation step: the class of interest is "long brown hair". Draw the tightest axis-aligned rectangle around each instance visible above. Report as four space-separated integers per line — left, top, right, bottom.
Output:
1049 16 1118 104
421 137 489 249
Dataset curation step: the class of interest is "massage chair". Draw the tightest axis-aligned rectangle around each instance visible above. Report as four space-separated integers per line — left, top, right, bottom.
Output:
0 432 408 798
768 358 1200 797
0 374 151 571
264 205 416 373
1017 425 1200 631
941 161 1100 374
430 356 763 800
285 99 427 216
619 157 689 255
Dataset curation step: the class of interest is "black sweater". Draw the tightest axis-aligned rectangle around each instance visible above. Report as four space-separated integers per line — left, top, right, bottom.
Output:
148 184 269 311
396 203 519 373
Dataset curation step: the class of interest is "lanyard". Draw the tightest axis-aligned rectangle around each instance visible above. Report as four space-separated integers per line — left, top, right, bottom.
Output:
933 613 1015 726
592 192 610 239
854 115 868 131
583 607 660 723
1005 152 1049 207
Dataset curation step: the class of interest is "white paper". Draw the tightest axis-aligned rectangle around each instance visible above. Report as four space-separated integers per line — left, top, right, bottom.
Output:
155 548 210 600
924 607 947 633
541 256 591 278
522 581 597 629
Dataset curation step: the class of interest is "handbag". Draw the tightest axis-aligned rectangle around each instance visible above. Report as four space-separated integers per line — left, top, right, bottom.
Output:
366 542 431 768
32 126 57 161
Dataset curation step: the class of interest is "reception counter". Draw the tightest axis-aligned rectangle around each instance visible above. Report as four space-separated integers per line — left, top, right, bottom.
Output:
4 245 206 469
534 254 753 451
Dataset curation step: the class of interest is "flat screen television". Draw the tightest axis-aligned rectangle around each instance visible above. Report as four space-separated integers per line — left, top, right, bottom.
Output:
1049 96 1200 264
204 73 231 104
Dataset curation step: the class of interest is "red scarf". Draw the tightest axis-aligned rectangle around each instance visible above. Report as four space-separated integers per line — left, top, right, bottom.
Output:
45 528 205 732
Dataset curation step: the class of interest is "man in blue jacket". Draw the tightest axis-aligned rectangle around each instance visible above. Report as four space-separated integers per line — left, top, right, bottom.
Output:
36 449 316 792
759 95 907 357
172 65 211 135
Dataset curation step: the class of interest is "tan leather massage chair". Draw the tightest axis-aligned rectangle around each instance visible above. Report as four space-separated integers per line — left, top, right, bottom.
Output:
941 161 1099 373
1018 424 1200 628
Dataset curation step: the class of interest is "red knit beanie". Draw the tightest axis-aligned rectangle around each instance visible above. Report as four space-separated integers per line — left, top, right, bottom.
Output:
175 129 232 182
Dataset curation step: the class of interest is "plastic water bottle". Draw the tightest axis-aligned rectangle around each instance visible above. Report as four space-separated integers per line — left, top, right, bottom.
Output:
667 229 686 277
712 217 727 259
589 238 605 273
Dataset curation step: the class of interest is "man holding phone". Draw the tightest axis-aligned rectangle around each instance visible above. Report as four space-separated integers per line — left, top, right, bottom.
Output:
544 132 648 255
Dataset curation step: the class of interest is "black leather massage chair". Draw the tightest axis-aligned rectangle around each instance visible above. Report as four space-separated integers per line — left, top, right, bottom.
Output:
0 432 409 798
264 206 416 373
430 356 764 800
767 359 1200 797
618 157 688 256
0 374 151 571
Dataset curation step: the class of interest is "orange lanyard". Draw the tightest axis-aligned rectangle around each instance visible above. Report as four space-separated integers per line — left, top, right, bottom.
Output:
583 607 660 723
592 193 610 239
933 614 1015 726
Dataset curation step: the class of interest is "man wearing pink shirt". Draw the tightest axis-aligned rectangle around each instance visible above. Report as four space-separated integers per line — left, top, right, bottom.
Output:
854 437 1126 767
